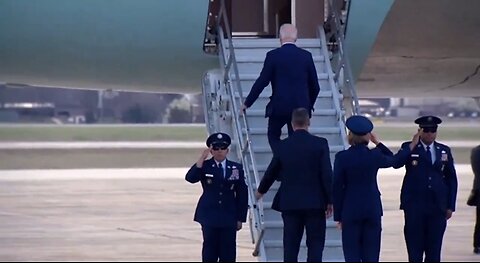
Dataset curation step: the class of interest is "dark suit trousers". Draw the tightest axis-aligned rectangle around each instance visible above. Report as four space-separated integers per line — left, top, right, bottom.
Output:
267 116 293 151
474 206 480 248
201 225 237 262
341 217 382 262
282 209 326 262
403 210 446 262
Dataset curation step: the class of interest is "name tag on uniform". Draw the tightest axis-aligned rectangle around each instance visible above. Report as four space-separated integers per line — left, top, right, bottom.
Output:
205 174 214 178
411 154 419 158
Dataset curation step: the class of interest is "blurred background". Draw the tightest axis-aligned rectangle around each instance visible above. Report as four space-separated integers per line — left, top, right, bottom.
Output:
1 84 479 124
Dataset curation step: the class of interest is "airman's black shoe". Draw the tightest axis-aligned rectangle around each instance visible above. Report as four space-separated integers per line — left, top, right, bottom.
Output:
474 247 480 254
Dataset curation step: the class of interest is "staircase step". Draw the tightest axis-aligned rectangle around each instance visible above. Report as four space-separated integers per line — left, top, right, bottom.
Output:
236 62 327 77
264 220 338 228
247 109 337 117
234 90 337 101
233 89 342 110
235 72 329 81
263 238 344 262
246 127 340 135
231 38 322 48
264 239 342 248
235 55 325 63
251 145 344 154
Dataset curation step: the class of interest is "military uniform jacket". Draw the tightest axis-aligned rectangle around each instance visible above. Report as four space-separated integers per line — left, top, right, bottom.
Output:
394 141 458 213
243 43 320 118
257 129 333 212
333 143 410 222
185 158 248 228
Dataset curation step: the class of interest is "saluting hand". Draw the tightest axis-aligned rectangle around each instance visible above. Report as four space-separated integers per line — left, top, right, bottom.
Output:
196 148 211 168
370 132 380 145
409 129 422 151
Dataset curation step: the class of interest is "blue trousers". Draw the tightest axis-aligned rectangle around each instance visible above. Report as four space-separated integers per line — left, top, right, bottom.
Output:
341 217 382 262
267 116 293 151
282 209 326 262
201 225 237 262
403 210 447 262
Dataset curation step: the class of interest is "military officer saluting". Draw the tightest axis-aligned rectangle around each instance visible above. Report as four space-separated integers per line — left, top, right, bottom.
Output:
185 132 248 262
333 115 419 262
392 115 458 262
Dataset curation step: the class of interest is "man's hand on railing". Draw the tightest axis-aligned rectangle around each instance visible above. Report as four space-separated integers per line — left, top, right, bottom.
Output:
336 222 342 230
255 190 263 200
325 204 333 218
240 104 248 116
236 221 243 231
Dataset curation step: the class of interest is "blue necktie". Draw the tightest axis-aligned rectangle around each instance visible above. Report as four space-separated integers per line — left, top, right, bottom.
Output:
218 163 224 178
426 146 433 164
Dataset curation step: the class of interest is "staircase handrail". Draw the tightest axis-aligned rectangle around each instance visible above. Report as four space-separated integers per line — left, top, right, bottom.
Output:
326 0 361 117
203 0 220 54
215 0 266 258
318 27 349 148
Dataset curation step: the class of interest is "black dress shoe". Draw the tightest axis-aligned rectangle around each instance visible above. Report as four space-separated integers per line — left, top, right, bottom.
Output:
474 247 480 254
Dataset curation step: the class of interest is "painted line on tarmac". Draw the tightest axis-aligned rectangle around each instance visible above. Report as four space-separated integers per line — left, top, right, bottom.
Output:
0 141 205 149
0 165 473 181
0 141 479 149
0 168 189 180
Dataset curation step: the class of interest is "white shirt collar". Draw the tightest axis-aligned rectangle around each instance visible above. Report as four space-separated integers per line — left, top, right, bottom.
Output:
420 141 434 150
215 159 226 167
282 41 296 46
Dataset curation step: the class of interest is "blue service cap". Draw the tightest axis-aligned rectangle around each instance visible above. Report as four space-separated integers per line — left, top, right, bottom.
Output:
206 132 231 147
415 115 442 128
346 115 373 135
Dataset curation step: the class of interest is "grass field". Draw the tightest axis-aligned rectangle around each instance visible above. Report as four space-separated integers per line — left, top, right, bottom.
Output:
0 124 477 169
0 124 478 141
0 125 208 142
0 147 473 170
0 149 200 170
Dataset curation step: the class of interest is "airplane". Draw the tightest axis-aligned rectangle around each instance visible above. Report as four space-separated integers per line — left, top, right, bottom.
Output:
1 0 479 261
1 0 479 100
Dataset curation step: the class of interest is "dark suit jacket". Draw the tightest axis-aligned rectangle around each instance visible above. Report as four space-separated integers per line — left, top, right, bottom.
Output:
244 43 320 118
333 143 410 222
393 141 458 213
257 129 333 211
470 145 480 206
185 158 248 228
472 145 480 191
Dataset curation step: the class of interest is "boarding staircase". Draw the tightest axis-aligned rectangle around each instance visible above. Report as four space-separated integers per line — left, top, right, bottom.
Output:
202 0 359 261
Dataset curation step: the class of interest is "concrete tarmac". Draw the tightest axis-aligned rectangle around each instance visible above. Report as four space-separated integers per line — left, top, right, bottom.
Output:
0 165 478 262
0 141 478 149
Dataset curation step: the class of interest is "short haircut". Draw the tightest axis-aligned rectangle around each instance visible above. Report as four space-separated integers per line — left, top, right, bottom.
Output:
292 108 310 127
279 24 297 41
348 132 369 146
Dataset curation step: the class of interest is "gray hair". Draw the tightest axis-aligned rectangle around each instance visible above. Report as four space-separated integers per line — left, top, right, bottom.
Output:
279 23 297 42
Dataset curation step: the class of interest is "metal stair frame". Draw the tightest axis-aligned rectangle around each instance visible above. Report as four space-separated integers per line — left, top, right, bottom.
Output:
200 0 364 261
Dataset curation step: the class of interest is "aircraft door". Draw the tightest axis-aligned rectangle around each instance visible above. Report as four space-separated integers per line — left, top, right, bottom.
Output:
292 0 325 37
229 0 325 38
231 0 266 35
